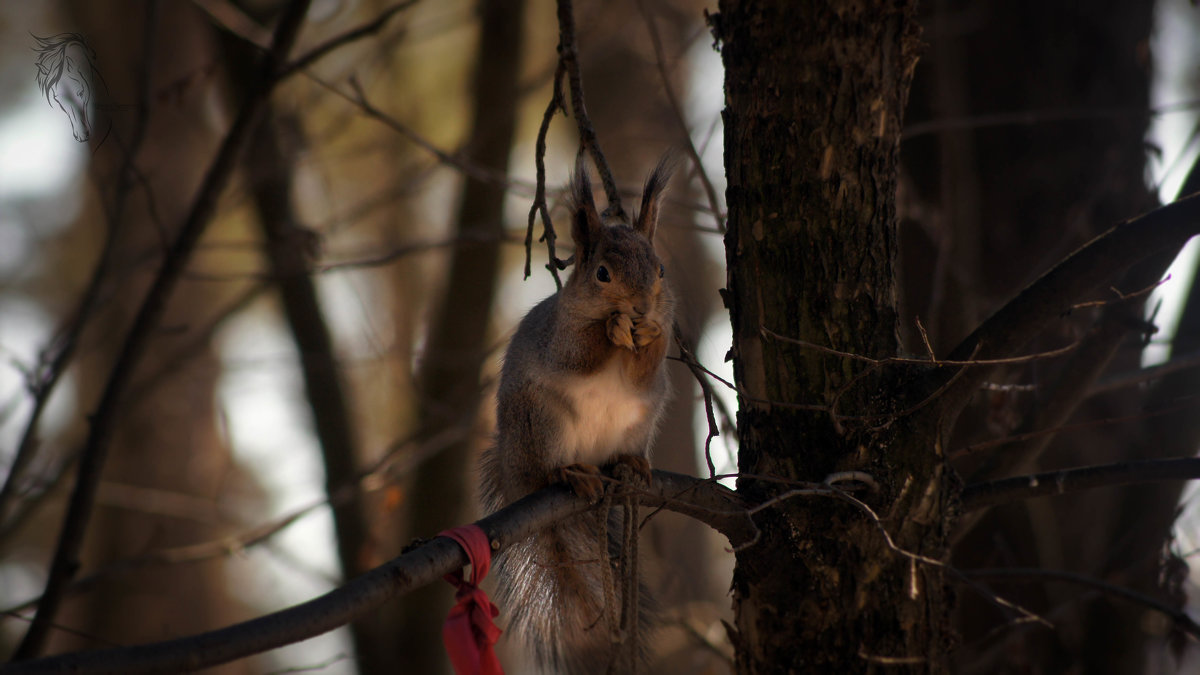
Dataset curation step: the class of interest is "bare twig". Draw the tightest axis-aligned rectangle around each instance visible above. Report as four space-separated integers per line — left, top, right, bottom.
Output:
1 499 321 616
524 62 568 286
673 332 722 477
634 0 724 232
126 283 266 405
0 3 158 531
333 76 539 199
960 456 1200 511
318 233 516 274
189 0 271 48
1091 347 1200 395
276 1 418 79
12 1 313 659
962 567 1200 641
555 0 624 220
951 393 1200 458
0 612 119 650
902 98 1200 140
1068 275 1168 310
763 326 1080 368
664 349 739 465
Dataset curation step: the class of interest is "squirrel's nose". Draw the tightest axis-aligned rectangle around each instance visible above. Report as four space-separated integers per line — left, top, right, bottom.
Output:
632 302 649 316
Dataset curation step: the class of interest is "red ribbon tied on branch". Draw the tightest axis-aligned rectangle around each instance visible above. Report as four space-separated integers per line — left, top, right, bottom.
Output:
438 524 503 675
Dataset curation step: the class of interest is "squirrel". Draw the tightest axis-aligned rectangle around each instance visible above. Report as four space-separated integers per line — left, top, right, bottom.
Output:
479 157 674 674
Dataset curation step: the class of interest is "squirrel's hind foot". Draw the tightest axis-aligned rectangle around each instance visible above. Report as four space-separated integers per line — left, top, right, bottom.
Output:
553 463 605 503
611 454 652 485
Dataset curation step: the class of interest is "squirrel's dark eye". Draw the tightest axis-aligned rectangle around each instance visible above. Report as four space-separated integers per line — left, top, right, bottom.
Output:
658 264 665 278
596 265 611 283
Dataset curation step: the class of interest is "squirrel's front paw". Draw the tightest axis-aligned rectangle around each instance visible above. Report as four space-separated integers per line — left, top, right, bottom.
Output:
607 312 636 351
552 463 605 503
631 316 662 349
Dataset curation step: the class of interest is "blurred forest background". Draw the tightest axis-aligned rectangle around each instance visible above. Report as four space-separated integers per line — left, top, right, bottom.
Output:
1 0 1200 673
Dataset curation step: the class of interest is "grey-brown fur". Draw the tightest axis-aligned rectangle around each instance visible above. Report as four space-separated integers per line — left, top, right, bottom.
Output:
479 158 674 674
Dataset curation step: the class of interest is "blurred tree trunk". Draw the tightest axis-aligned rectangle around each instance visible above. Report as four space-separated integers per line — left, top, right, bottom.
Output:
242 103 381 672
221 10 383 664
714 1 944 672
398 0 526 671
901 1 1161 672
46 3 250 669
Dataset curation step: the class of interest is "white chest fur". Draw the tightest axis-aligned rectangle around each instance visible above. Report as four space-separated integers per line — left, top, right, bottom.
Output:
557 357 651 466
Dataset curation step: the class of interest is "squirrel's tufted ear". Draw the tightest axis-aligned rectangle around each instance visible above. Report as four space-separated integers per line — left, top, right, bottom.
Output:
570 158 604 265
635 155 673 240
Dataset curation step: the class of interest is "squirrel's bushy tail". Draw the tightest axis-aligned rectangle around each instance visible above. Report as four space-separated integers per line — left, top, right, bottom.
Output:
491 508 654 675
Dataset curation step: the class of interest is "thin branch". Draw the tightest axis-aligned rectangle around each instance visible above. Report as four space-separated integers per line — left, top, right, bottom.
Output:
960 456 1200 512
555 0 624 219
1091 347 1200 395
335 76 538 196
12 1 313 659
2 471 746 675
125 283 266 406
318 233 516 274
189 0 272 48
673 332 721 477
0 2 158 531
763 326 1080 368
634 0 724 232
1 499 324 617
901 98 1200 141
1067 275 1168 310
276 1 418 79
344 77 474 176
962 567 1200 641
524 62 567 286
929 191 1200 418
951 393 1200 458
663 349 739 464
0 612 119 651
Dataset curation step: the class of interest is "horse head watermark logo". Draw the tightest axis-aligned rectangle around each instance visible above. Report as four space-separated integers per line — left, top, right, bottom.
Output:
33 33 103 142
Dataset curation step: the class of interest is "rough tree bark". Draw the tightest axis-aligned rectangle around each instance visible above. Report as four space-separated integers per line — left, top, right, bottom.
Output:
713 1 947 672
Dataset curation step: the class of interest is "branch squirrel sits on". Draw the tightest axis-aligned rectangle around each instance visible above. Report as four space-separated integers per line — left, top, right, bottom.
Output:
479 157 674 674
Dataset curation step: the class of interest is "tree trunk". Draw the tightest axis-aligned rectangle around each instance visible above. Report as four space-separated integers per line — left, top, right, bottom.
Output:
714 1 945 672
